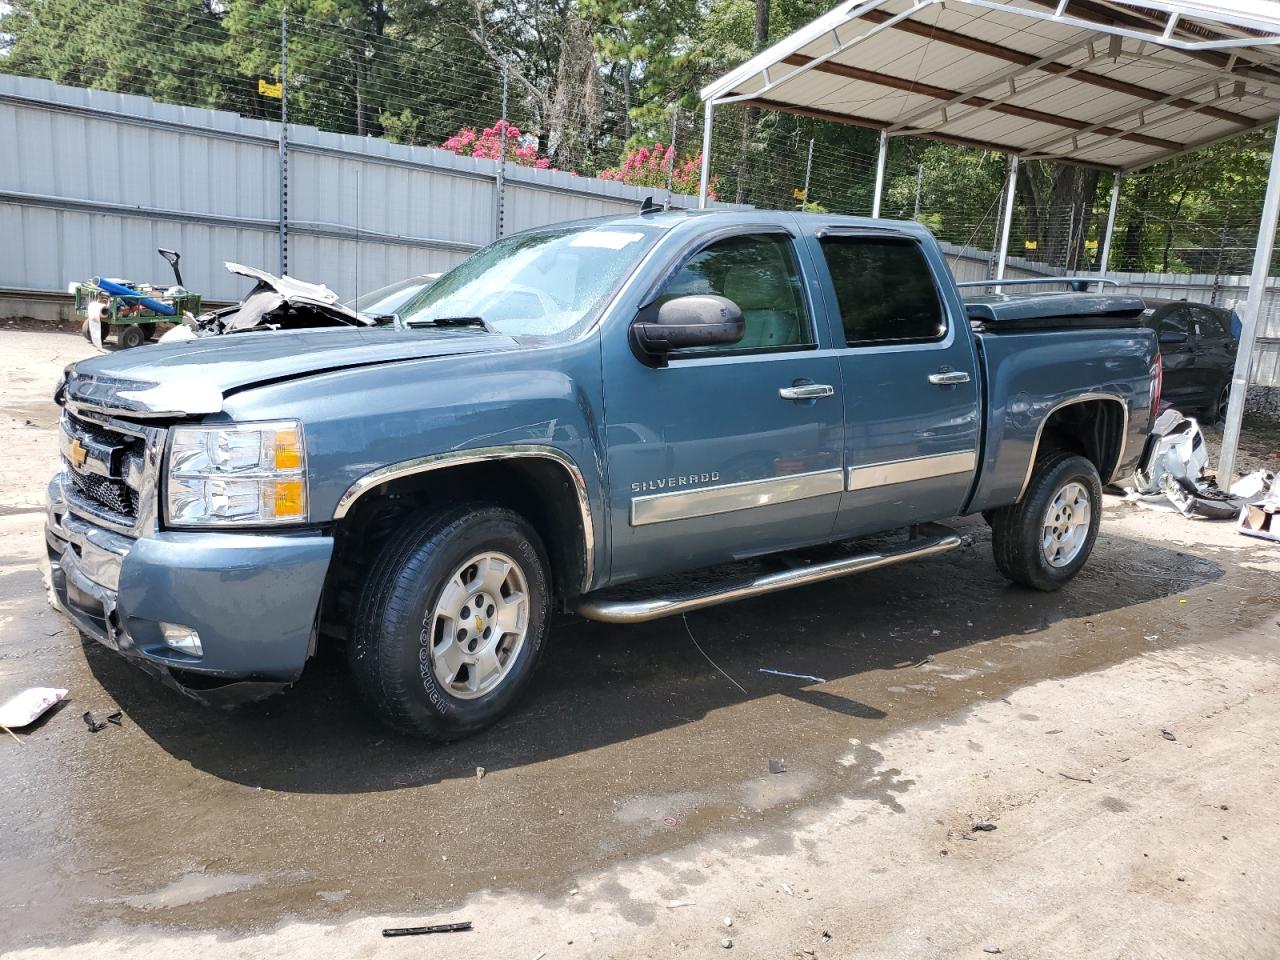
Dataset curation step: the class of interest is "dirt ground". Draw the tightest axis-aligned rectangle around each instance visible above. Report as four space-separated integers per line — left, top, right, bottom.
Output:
2 327 1279 960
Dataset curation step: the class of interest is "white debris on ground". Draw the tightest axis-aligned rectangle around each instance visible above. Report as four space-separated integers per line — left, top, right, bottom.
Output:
1236 469 1280 541
1126 411 1243 519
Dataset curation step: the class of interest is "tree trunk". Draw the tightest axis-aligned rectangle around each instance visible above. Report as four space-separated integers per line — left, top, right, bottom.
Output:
1117 178 1152 271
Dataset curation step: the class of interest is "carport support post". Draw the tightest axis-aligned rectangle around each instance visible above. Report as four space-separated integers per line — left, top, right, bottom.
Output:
872 129 888 218
1099 173 1122 272
1218 116 1280 482
698 101 714 209
995 154 1018 281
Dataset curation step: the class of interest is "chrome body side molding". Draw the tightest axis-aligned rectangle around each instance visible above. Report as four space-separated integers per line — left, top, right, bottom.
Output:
629 468 844 527
1016 393 1129 500
333 445 596 593
575 522 961 624
846 450 977 491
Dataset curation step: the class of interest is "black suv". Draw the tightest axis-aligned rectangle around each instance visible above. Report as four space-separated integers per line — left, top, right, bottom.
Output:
1143 299 1239 425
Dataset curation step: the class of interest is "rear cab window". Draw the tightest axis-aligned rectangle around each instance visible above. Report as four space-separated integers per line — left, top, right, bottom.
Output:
818 235 946 346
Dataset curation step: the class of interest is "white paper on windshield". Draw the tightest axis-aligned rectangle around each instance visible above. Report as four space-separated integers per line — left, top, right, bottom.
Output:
569 231 646 250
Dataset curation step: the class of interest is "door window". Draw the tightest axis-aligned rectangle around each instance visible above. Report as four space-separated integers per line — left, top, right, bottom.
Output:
659 233 813 353
1154 306 1191 343
1190 306 1228 340
819 236 946 345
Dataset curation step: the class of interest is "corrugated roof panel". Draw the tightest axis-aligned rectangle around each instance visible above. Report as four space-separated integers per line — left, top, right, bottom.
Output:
708 0 1280 171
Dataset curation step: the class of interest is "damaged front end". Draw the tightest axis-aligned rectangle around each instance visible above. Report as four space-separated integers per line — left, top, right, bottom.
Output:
162 262 375 341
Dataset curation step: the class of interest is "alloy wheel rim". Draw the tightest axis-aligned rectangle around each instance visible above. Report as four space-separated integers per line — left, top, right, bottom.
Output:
424 551 529 700
1041 481 1091 568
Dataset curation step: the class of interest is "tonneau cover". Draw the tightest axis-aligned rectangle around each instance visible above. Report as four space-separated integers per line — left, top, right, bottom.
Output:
965 293 1147 331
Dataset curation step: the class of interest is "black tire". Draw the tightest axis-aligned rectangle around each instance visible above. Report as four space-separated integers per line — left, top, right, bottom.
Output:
989 452 1102 592
118 325 147 348
348 504 551 740
140 322 157 341
1211 381 1231 429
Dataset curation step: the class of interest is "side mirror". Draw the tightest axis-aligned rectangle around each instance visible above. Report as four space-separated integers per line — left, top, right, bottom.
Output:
1158 330 1189 345
630 295 745 366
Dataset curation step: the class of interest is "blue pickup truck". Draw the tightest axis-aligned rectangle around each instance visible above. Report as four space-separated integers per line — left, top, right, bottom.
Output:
46 210 1159 738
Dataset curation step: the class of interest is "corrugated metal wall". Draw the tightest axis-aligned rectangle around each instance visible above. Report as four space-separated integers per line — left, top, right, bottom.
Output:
0 75 727 305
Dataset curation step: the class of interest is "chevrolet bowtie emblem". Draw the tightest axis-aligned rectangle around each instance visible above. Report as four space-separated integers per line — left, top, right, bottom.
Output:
68 438 88 470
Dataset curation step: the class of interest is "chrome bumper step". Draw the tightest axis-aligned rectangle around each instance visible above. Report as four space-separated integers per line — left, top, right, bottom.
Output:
574 523 962 624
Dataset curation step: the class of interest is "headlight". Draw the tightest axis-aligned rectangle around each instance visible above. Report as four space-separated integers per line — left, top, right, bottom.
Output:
165 420 308 527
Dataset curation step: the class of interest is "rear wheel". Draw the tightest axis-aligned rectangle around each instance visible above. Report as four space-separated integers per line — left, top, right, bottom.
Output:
118 325 147 348
1211 381 1231 429
990 452 1102 591
348 504 551 740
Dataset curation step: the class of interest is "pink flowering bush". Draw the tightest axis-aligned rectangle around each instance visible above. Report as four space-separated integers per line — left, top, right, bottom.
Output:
441 120 553 169
597 141 717 199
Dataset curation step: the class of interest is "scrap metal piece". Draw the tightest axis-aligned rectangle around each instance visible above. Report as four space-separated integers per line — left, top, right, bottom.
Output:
382 921 472 937
164 262 373 340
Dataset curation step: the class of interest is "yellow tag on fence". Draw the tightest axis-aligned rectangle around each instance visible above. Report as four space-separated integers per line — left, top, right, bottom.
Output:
259 79 283 99
1024 239 1038 250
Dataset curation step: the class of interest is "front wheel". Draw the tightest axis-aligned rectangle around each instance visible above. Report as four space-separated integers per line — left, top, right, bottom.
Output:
990 452 1102 591
348 504 551 740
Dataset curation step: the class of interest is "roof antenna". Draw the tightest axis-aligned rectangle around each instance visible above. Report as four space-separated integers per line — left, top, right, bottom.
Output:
639 195 661 215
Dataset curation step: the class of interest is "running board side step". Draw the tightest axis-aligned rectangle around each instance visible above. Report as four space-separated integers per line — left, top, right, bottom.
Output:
574 523 962 624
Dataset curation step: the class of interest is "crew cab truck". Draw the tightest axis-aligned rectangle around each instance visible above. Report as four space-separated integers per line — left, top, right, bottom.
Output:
46 210 1159 739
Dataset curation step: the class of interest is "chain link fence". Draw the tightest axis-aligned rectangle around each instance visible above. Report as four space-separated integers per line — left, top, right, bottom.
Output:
2 2 1278 395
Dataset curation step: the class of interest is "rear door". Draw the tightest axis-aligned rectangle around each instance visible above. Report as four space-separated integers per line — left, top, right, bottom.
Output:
1150 304 1198 409
808 229 981 538
1188 305 1235 409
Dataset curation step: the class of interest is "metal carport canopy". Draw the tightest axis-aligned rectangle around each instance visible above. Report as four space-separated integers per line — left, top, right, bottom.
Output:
697 0 1280 481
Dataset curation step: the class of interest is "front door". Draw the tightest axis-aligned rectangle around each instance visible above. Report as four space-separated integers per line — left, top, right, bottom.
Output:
809 231 982 538
603 226 845 584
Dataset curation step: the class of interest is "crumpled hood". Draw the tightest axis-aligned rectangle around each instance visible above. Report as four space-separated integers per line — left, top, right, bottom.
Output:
61 326 522 417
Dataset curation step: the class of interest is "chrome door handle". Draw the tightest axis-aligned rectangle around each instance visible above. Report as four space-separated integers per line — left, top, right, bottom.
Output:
928 371 971 385
779 384 835 401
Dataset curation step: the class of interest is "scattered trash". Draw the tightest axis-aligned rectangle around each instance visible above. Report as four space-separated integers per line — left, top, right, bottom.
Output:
382 921 472 937
782 882 795 896
769 759 787 775
972 822 998 832
758 668 826 683
533 953 546 960
1235 470 1280 542
820 931 832 943
662 816 678 827
82 711 109 733
723 916 734 928
475 766 485 781
983 947 1003 955
0 687 67 737
666 900 697 909
106 711 123 726
1161 729 1178 742
721 937 734 949
1059 772 1093 783
1127 412 1243 519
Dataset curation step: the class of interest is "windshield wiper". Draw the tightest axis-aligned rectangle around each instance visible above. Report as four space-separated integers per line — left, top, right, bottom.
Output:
410 315 491 331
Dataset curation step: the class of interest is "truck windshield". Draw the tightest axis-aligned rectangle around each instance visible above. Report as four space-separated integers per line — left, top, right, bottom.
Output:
398 223 664 337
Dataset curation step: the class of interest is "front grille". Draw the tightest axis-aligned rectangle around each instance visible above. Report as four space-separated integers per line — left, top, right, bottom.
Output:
67 468 136 517
61 412 152 528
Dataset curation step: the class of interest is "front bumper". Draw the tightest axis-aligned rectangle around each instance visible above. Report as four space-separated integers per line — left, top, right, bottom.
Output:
45 472 334 705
